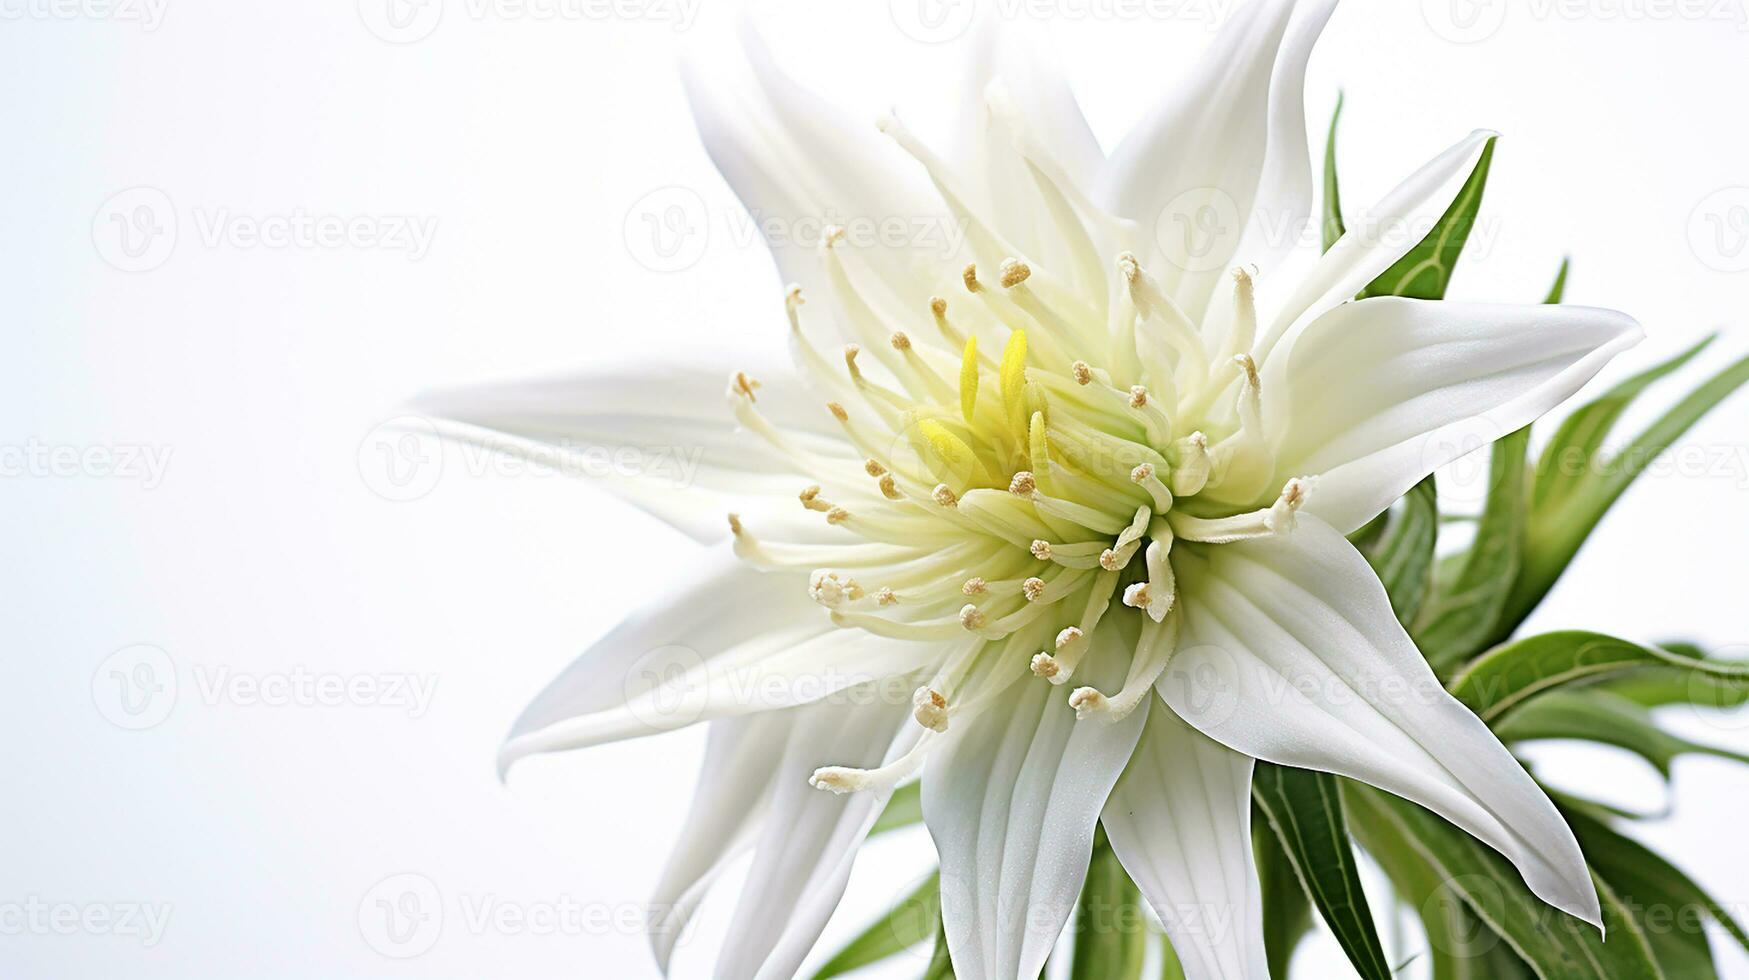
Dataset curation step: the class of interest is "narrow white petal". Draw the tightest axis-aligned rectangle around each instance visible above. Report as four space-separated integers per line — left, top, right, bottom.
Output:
414 363 847 543
1263 297 1642 533
648 715 786 973
717 688 918 980
1253 129 1494 360
1102 704 1266 980
681 24 942 304
1099 0 1315 321
498 549 939 771
1161 518 1601 926
923 628 1148 980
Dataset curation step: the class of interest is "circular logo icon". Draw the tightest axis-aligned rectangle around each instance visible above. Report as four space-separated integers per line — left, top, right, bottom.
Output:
1420 874 1505 957
1687 187 1749 274
623 645 711 732
92 644 178 730
1157 642 1241 731
1684 642 1749 732
1417 419 1506 510
93 187 177 273
623 186 710 273
358 416 444 502
359 873 443 958
1153 187 1242 275
889 0 976 43
358 0 442 43
1421 0 1508 44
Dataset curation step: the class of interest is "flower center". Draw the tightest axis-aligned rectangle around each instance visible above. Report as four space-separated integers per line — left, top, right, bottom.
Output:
721 115 1309 794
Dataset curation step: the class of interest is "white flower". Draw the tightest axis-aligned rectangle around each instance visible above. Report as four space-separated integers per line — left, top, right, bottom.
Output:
421 2 1641 977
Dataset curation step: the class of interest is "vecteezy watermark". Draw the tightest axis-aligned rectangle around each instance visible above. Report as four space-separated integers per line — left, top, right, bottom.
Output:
92 645 179 731
0 0 168 29
359 873 443 959
1423 0 1749 44
889 0 1232 43
92 646 440 729
357 0 700 43
92 187 177 273
1688 187 1749 273
92 187 438 272
0 899 173 947
620 186 974 274
358 873 687 958
357 416 709 503
0 439 173 489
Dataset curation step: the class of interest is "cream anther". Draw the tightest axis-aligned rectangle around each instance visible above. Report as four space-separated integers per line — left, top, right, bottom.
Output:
912 687 950 733
1129 385 1149 409
1023 577 1047 602
822 225 847 248
826 507 851 525
891 331 912 351
878 474 900 499
1030 652 1060 678
1068 687 1107 721
999 258 1032 289
876 588 898 605
827 402 849 422
963 263 982 293
865 459 887 477
1009 471 1037 497
1030 540 1053 561
933 484 960 507
958 604 986 630
962 577 988 596
733 371 761 402
1071 360 1092 385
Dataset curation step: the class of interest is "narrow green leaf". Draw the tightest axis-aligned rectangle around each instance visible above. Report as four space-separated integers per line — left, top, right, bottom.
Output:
1360 137 1497 300
1414 426 1529 670
1344 784 1662 980
871 781 922 837
1506 351 1749 628
1159 930 1187 980
1255 809 1313 979
1070 846 1147 980
1358 475 1439 626
1322 92 1347 253
1495 689 1749 778
1347 778 1536 980
924 915 955 980
809 872 940 980
1598 641 1749 711
1252 765 1392 980
1447 631 1749 724
1528 335 1716 517
1544 258 1571 304
1561 803 1749 974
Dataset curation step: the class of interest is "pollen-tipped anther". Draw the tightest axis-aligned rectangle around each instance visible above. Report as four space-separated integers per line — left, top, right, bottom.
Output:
999 258 1031 288
912 687 950 733
958 604 986 630
1009 471 1037 497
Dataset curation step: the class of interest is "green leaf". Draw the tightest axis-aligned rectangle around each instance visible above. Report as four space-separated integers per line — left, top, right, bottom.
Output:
1360 137 1497 300
871 781 922 837
1447 631 1749 725
1414 426 1529 671
1070 845 1147 980
924 914 955 980
1560 803 1749 977
809 872 940 980
1346 780 1536 980
1344 784 1662 980
1529 336 1715 516
1322 92 1346 253
1495 689 1749 778
1255 808 1313 979
1505 350 1749 630
1598 641 1749 711
1544 257 1571 305
1251 765 1392 980
1358 475 1439 626
1158 930 1188 980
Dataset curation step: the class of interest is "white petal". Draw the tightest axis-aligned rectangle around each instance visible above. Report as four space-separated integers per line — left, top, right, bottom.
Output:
923 628 1149 980
717 688 918 980
1100 0 1332 322
1102 704 1266 980
1253 129 1494 361
414 363 846 544
1161 517 1601 926
681 23 941 305
498 548 938 770
1263 297 1642 533
648 715 786 973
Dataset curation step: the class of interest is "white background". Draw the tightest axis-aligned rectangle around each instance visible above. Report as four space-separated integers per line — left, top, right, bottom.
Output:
4 0 1749 976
